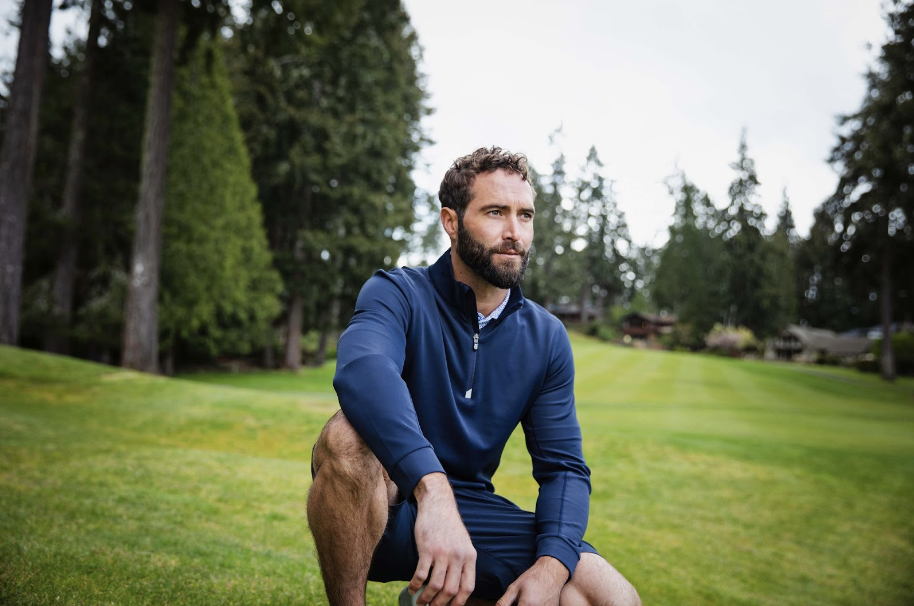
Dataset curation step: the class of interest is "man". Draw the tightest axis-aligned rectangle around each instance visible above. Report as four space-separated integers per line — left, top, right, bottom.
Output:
307 147 641 606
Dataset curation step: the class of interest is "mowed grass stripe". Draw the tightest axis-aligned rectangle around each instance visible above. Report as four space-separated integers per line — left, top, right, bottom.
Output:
2 342 914 605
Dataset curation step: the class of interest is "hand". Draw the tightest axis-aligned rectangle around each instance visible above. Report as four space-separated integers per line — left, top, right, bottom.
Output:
496 556 568 606
408 473 477 606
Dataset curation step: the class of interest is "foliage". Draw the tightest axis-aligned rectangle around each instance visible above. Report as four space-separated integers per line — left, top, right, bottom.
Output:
525 129 576 307
871 331 914 375
653 169 726 336
825 0 914 378
720 132 785 338
704 323 758 355
230 0 429 351
574 146 632 313
159 35 281 359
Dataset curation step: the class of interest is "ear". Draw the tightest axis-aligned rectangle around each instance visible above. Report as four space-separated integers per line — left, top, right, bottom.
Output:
440 207 459 244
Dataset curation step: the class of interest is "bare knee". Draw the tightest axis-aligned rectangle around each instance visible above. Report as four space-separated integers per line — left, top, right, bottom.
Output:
562 553 641 606
311 411 382 485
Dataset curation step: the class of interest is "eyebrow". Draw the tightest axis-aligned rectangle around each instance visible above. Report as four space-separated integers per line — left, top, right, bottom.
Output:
481 203 536 215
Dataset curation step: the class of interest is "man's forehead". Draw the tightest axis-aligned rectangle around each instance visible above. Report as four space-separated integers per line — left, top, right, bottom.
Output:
469 170 535 203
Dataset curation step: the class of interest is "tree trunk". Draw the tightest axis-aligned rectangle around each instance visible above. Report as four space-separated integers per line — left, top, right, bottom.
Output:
880 244 896 382
283 291 303 371
45 0 103 355
121 0 179 373
262 328 275 369
313 298 339 367
0 0 53 345
578 285 589 324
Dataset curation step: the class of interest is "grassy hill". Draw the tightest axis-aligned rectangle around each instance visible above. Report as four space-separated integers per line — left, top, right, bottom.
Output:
1 337 913 605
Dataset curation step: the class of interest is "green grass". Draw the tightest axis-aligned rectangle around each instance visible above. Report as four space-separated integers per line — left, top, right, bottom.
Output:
2 337 913 605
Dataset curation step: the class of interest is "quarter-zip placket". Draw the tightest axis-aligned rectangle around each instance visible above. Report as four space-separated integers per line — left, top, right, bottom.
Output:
465 321 479 398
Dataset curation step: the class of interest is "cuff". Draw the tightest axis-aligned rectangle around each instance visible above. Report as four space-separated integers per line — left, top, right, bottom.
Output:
535 535 582 579
390 445 446 497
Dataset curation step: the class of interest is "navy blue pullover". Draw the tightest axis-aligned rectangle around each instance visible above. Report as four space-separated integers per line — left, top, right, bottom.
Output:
333 250 592 576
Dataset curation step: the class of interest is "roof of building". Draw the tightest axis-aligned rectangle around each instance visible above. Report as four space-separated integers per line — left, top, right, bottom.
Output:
782 324 871 357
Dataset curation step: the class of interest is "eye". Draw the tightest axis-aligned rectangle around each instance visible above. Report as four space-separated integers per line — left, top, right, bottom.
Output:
488 209 502 216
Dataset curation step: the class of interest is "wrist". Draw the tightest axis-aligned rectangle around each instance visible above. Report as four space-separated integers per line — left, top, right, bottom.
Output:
413 472 451 505
535 555 571 585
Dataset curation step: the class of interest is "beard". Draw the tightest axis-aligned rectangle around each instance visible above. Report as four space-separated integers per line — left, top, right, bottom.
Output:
456 218 530 289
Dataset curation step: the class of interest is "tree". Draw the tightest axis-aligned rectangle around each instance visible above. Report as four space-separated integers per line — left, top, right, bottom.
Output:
524 128 575 308
574 146 631 321
121 0 180 372
795 208 879 331
721 131 782 337
826 0 914 380
46 0 104 355
769 189 799 329
653 169 726 345
0 0 54 345
232 0 428 370
158 34 281 373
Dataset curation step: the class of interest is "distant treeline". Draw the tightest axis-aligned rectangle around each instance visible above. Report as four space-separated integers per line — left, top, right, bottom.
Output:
0 0 911 380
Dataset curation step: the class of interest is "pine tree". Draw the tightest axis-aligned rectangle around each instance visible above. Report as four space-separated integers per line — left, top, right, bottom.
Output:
653 169 726 345
574 146 630 321
158 35 281 372
826 0 914 380
0 0 54 345
721 131 782 337
769 189 799 330
231 0 429 369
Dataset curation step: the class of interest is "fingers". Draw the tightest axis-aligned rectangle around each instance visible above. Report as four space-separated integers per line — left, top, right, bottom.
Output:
495 582 519 606
413 551 477 606
409 554 431 596
451 559 477 606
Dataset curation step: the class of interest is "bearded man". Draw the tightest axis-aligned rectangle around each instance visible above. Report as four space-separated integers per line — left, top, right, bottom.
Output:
307 147 641 606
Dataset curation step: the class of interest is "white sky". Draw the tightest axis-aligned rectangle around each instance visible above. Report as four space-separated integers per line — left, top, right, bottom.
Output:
0 0 890 248
401 0 890 247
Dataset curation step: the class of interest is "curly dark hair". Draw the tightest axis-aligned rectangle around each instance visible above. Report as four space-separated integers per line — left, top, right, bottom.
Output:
438 146 535 218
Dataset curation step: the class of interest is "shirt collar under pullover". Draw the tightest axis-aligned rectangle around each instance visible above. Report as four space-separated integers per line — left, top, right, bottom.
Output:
427 249 525 328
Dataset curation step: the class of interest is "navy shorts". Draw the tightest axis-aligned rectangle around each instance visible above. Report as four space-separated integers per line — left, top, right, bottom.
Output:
367 487 599 601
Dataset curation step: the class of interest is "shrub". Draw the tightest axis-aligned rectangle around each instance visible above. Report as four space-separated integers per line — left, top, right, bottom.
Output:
704 324 758 357
870 331 914 375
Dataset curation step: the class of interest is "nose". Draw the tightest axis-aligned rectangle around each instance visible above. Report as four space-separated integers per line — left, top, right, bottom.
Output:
504 215 521 242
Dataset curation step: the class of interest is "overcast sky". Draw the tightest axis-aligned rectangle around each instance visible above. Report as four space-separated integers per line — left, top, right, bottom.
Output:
0 0 891 247
400 0 890 247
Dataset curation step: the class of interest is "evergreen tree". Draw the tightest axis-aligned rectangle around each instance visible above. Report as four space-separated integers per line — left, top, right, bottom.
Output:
574 146 630 320
524 128 575 308
795 208 880 331
158 35 281 373
653 169 726 345
232 0 429 369
0 0 54 345
46 0 104 355
826 0 914 380
721 131 782 336
769 189 799 329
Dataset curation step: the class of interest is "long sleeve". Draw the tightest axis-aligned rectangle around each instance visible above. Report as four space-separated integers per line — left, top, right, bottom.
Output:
333 272 446 497
521 327 591 578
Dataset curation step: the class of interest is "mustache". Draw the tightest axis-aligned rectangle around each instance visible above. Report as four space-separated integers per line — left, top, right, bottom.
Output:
491 242 527 255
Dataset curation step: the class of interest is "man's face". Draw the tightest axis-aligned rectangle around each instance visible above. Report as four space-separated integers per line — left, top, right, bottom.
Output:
454 170 535 289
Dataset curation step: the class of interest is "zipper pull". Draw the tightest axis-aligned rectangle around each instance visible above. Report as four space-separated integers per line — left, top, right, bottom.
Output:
473 333 479 351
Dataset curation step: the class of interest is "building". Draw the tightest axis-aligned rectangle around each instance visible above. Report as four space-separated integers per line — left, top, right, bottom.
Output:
769 325 871 363
621 312 676 341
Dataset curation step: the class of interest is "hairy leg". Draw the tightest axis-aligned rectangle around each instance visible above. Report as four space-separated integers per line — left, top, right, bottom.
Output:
559 553 641 606
306 411 396 605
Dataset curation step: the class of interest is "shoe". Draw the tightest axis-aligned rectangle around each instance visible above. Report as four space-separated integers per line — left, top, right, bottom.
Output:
398 585 423 606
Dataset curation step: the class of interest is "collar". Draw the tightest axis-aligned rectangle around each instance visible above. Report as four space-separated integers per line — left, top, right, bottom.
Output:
428 249 525 324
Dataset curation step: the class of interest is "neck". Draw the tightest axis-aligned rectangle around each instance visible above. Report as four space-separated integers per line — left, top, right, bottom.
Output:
449 248 509 317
